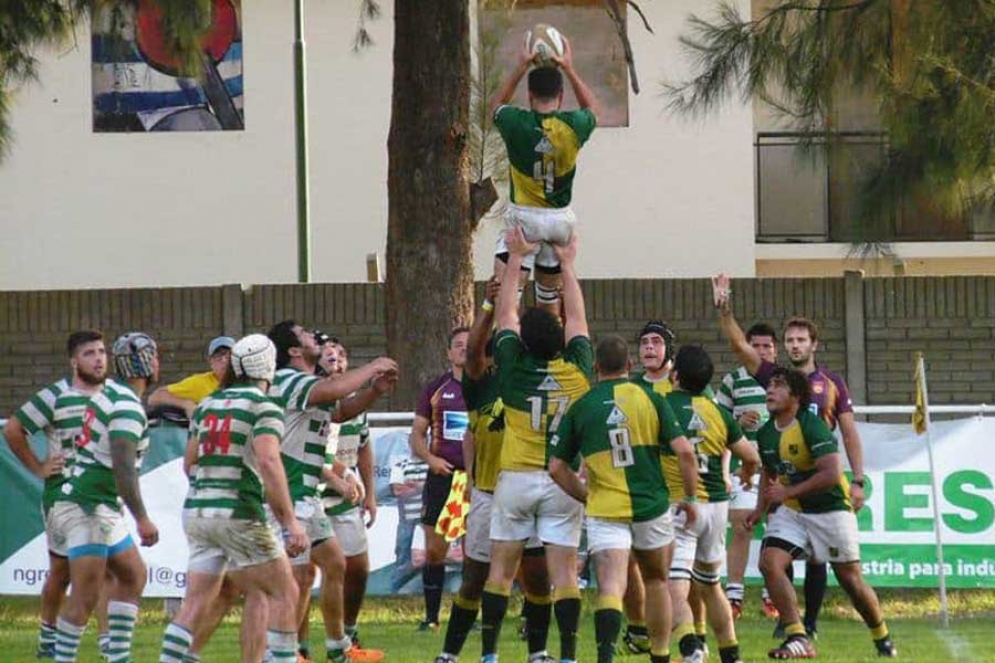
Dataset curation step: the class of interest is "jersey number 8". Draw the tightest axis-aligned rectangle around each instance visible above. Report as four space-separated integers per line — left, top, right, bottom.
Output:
609 427 634 468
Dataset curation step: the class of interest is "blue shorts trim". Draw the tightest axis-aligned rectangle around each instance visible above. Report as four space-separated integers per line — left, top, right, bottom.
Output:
68 535 135 560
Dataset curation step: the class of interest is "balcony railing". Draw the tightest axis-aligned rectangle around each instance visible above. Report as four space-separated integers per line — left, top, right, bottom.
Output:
755 131 995 243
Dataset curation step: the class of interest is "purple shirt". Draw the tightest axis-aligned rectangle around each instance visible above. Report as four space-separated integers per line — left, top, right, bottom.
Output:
416 371 468 469
755 360 853 431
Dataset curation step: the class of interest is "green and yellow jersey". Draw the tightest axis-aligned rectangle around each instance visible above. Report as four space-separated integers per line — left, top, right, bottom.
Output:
550 379 683 521
662 390 744 502
757 409 851 513
493 105 596 208
634 372 716 400
494 329 593 472
463 368 504 493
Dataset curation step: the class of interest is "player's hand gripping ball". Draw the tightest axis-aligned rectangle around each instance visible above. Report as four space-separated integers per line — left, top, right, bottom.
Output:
525 23 565 68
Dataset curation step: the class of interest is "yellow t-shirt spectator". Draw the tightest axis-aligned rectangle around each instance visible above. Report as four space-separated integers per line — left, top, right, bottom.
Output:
165 371 220 403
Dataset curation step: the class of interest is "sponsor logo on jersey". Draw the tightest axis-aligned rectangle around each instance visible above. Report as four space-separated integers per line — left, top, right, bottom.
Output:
537 375 563 391
606 405 628 426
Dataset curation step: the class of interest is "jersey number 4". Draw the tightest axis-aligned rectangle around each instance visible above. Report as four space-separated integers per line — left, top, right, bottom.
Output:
202 414 233 455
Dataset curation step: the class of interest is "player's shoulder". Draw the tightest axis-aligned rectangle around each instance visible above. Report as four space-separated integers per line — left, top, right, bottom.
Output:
815 365 849 389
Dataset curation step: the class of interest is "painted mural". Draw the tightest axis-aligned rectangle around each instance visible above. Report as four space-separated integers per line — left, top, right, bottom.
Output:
92 0 244 132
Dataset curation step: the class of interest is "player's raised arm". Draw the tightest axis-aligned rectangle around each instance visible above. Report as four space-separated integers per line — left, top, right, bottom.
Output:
466 277 500 380
712 273 761 375
307 356 398 407
489 42 535 119
555 234 588 342
551 36 601 122
496 227 537 333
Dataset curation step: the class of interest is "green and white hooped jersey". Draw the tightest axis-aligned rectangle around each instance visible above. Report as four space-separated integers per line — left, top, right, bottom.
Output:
63 379 149 512
269 367 334 502
321 413 369 516
716 366 769 442
47 387 103 511
184 385 285 522
14 378 70 511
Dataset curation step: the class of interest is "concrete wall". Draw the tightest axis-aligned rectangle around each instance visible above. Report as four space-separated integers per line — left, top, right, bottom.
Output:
4 274 993 418
0 1 756 290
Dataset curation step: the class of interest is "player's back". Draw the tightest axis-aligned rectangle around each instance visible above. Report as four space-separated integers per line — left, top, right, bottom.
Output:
663 390 740 502
494 330 592 472
554 379 671 521
185 385 284 522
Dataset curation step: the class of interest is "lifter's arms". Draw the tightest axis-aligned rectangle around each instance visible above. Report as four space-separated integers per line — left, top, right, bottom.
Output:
255 432 307 556
837 412 866 511
308 357 398 407
712 273 761 375
110 435 158 546
551 36 601 122
466 278 501 380
3 418 62 478
488 41 534 119
555 234 589 342
496 227 538 334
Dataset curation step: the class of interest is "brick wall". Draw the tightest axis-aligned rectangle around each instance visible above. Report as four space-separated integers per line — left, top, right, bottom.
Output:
1 275 991 417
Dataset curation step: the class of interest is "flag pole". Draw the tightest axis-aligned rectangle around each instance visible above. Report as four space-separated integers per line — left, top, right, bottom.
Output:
916 352 949 628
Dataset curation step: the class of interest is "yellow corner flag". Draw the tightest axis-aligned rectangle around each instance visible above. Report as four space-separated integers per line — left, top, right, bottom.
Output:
913 352 928 435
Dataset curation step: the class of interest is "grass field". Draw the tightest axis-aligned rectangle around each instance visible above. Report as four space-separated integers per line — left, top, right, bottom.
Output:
1 589 992 662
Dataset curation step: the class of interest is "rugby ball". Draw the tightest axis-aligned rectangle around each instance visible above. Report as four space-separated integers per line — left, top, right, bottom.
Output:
526 24 565 68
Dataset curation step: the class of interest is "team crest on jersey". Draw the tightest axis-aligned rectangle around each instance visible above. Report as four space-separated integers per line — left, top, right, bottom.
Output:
687 411 708 432
537 375 563 391
606 405 628 426
788 444 799 455
813 383 825 394
535 136 554 154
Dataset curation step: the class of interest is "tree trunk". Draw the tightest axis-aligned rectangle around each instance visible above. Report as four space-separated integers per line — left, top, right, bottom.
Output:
386 1 474 409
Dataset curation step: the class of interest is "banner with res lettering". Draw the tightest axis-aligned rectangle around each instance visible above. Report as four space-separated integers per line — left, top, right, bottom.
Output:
1 418 993 596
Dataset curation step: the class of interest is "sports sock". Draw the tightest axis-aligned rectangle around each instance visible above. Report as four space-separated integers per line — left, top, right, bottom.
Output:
803 562 828 632
553 587 581 662
39 621 57 651
594 596 623 663
522 592 552 655
326 636 352 661
725 583 745 603
266 630 296 661
159 622 193 663
442 594 480 656
105 600 139 663
674 623 698 658
649 654 671 663
480 584 511 657
785 622 806 638
423 563 446 624
54 617 84 663
183 654 201 663
869 620 890 641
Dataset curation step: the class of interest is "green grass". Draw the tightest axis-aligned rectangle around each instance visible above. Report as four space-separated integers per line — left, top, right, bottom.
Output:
2 589 993 662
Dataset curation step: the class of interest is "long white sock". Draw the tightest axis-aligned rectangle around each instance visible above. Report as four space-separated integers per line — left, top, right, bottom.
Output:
54 617 85 663
160 622 193 663
105 600 139 663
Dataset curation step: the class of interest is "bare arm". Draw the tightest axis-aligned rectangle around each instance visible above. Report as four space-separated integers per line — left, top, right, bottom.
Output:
556 236 589 342
712 273 761 374
729 437 760 481
768 454 841 504
357 441 377 526
183 433 199 477
308 357 398 407
837 412 866 510
332 373 396 423
488 45 533 119
553 37 601 121
255 433 297 526
3 418 56 478
548 457 587 504
148 387 197 417
111 435 157 547
466 279 500 380
670 435 699 500
410 415 452 476
496 251 526 333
